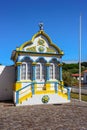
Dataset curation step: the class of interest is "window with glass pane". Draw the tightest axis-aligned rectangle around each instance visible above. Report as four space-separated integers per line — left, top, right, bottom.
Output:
49 64 53 79
21 64 26 80
27 63 31 80
55 64 59 80
36 64 40 80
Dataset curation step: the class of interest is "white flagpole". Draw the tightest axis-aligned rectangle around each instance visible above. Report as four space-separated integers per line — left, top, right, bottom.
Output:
79 15 81 101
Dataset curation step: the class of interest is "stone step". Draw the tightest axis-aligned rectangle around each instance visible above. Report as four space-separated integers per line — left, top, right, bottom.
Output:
17 94 70 106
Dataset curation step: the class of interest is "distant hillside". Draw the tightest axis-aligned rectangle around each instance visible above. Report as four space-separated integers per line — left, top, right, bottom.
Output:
63 62 87 74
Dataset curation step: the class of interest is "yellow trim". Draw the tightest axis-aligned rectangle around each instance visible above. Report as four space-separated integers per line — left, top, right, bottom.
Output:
12 30 64 62
35 90 55 95
34 82 55 94
32 30 43 41
34 83 51 91
58 86 68 100
34 84 38 90
45 63 50 66
16 62 22 66
60 81 64 85
18 41 32 51
19 92 32 104
16 48 20 51
58 63 63 66
58 91 63 96
13 83 22 91
16 52 61 58
60 81 64 89
32 31 63 54
46 83 51 90
62 94 68 99
18 30 64 55
32 62 37 66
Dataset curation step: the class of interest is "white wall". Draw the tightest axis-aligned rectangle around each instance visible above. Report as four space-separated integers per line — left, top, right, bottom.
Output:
0 65 15 101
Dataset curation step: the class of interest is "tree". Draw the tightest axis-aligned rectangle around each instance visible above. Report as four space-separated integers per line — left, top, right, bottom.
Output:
63 71 79 87
63 71 72 87
81 62 87 67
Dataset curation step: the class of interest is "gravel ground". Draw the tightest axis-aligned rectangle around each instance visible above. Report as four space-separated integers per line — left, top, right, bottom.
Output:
0 99 87 130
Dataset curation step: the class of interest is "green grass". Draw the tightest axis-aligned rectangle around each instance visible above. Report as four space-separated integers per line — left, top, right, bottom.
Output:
71 93 87 102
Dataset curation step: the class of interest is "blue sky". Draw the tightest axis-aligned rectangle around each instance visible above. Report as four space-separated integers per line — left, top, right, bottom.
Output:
0 0 87 65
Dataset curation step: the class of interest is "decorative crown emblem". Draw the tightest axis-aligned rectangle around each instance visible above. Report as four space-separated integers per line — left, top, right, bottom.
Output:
38 39 44 46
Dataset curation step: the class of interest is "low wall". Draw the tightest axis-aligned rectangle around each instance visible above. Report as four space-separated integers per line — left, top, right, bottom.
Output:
71 87 87 94
0 65 15 101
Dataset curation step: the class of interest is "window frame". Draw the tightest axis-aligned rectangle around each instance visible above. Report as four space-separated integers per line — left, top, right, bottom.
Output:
49 63 55 80
36 63 45 81
20 62 32 81
55 63 59 80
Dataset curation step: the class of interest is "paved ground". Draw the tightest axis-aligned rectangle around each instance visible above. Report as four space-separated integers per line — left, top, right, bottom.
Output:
0 99 87 130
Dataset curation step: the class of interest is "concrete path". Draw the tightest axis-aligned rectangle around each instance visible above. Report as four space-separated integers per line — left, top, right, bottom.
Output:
0 99 87 130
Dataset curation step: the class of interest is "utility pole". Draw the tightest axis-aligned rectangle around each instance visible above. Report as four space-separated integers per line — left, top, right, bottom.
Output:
79 15 82 101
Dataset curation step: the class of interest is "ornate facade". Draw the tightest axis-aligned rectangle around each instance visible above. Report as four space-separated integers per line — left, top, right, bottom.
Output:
11 24 70 106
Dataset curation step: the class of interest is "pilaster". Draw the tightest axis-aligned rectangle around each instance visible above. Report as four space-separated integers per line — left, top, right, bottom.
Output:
16 62 22 81
32 62 37 94
32 62 37 81
46 63 50 81
58 62 63 81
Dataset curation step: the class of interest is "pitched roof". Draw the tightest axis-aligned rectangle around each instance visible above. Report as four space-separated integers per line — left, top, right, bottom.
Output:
84 70 87 73
72 73 83 77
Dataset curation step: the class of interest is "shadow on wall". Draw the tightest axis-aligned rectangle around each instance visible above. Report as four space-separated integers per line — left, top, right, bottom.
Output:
0 65 15 101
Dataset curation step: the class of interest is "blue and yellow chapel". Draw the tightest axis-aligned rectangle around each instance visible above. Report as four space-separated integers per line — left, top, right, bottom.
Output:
11 24 70 106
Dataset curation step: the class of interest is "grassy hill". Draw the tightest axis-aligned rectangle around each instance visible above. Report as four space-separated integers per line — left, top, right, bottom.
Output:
63 62 87 74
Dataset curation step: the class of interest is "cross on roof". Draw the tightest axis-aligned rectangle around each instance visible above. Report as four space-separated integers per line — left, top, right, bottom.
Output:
39 22 44 30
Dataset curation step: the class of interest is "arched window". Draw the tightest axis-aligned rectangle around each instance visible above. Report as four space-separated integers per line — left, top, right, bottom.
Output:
21 63 26 80
36 63 45 80
27 63 32 80
49 63 55 79
36 63 40 80
49 58 59 80
55 63 59 80
20 62 32 80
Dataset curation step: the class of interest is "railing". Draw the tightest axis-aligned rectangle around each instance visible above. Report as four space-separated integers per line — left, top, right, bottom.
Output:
16 83 33 104
16 81 71 104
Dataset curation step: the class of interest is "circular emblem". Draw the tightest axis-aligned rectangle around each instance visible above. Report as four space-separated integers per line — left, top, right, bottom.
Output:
38 39 44 45
42 95 50 104
38 46 45 52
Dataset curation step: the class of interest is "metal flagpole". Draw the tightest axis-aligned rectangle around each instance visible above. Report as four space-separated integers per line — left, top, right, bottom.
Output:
79 15 82 101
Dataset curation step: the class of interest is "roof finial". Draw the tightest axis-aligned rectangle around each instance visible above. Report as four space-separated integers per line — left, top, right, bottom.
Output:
39 22 44 30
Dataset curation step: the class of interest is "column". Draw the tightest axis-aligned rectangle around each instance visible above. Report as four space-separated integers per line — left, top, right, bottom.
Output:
32 62 37 94
67 88 71 100
46 63 50 81
59 60 63 81
32 62 36 81
16 91 19 104
16 62 22 81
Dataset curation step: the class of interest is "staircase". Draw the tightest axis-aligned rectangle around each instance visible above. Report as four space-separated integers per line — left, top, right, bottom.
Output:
15 82 70 106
